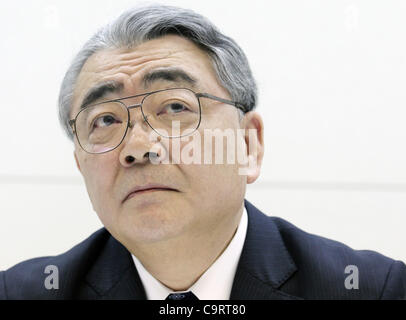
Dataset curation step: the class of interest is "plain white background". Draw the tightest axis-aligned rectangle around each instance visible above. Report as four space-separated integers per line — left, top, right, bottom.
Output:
0 0 405 270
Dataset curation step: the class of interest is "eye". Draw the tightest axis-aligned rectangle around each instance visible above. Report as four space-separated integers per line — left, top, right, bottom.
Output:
159 102 190 115
93 114 121 128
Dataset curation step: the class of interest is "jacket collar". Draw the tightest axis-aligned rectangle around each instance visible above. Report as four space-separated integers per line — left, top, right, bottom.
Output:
85 199 299 299
84 234 146 299
229 200 300 299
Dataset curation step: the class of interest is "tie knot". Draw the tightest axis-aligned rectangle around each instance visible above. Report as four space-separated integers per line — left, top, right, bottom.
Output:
165 291 199 300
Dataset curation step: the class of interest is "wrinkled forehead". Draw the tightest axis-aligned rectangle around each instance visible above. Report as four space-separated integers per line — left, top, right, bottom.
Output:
70 35 222 118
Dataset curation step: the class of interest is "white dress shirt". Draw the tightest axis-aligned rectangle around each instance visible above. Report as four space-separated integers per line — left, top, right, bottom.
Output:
131 207 248 300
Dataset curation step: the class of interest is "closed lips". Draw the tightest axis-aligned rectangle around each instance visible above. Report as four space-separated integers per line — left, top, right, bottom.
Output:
123 184 178 202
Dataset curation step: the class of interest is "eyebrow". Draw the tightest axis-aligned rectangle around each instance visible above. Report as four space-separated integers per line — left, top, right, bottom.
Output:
79 68 197 110
80 80 124 109
142 67 197 89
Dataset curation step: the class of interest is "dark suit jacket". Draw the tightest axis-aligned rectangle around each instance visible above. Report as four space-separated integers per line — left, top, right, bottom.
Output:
1 200 405 299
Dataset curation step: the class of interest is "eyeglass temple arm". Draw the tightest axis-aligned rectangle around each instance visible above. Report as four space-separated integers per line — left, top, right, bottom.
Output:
196 93 247 113
68 119 76 133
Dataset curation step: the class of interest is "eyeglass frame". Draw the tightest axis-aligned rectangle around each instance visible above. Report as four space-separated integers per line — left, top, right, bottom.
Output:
69 87 247 154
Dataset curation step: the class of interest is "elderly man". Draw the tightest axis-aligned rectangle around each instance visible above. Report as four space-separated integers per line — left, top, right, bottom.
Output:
0 5 405 300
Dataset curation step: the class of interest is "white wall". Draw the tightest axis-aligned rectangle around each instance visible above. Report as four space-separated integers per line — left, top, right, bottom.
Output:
0 0 405 270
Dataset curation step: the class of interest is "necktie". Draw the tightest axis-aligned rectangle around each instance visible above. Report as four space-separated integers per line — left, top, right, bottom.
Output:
165 291 199 300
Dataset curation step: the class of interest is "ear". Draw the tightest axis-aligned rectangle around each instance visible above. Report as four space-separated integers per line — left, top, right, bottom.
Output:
74 150 81 173
240 111 264 184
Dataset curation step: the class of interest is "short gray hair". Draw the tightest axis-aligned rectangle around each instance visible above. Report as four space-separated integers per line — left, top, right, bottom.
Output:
58 4 257 140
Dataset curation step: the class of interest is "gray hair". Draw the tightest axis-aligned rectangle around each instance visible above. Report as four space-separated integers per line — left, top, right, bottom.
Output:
58 4 257 140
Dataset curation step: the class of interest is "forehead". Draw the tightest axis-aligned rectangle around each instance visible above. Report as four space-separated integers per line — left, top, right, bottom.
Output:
71 35 220 116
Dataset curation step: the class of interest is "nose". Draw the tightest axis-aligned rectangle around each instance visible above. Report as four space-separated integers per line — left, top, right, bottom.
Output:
119 108 164 167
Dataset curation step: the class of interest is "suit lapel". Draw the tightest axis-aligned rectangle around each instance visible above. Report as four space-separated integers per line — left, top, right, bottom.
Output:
230 200 301 300
84 233 146 299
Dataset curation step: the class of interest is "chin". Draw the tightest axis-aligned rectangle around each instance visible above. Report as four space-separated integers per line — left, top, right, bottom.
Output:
119 208 193 244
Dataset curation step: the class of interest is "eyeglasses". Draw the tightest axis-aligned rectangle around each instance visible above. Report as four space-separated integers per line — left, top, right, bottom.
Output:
69 87 246 154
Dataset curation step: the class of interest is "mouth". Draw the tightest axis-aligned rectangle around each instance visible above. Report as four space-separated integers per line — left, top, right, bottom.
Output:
123 185 178 203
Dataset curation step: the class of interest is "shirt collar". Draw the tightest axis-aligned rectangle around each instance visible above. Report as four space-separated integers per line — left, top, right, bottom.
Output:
131 206 248 300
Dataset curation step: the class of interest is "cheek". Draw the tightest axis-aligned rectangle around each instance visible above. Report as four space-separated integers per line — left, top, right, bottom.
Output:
176 160 245 223
176 126 246 201
79 154 118 213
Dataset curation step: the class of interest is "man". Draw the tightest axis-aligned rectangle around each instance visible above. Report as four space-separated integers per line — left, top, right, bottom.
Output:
0 4 405 300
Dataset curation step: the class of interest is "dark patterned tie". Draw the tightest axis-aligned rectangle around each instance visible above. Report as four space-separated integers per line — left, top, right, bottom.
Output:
165 291 199 300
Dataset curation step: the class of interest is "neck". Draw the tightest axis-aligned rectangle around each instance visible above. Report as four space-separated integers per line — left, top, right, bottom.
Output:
129 206 243 291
